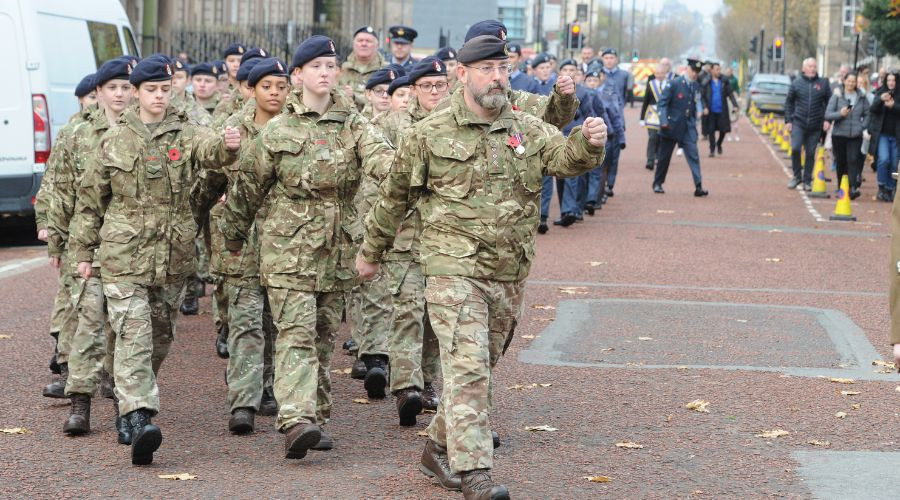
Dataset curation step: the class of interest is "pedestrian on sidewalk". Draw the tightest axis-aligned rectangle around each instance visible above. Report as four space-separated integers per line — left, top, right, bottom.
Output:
724 66 742 142
784 58 832 191
701 62 738 157
825 72 870 200
640 62 668 170
868 70 899 202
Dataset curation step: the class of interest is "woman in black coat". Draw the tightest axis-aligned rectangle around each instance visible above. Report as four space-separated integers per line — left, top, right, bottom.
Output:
701 62 739 157
867 71 900 201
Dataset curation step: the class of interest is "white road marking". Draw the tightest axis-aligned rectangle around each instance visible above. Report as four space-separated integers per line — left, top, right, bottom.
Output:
0 256 47 280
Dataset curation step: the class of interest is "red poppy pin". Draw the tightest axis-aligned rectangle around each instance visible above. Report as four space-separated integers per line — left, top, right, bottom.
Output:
677 92 684 99
507 133 525 154
512 104 520 111
815 84 821 90
168 147 181 161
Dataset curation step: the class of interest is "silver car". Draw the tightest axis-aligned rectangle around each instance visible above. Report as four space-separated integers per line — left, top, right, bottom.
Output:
747 74 791 114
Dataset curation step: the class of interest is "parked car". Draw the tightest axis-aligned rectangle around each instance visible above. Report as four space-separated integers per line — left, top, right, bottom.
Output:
0 0 138 221
746 73 791 114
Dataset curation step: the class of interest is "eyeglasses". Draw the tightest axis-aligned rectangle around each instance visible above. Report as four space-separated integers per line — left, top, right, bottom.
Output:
370 88 390 97
415 82 449 93
464 64 513 76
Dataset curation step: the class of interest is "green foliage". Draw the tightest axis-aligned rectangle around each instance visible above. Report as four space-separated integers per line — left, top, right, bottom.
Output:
862 0 900 55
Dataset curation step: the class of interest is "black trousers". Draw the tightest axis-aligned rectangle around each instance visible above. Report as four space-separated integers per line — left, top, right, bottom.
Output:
790 126 822 183
707 112 726 151
831 135 863 189
646 128 660 168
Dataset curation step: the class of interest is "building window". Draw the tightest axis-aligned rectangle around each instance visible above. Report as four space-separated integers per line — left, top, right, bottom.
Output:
499 7 526 40
842 0 860 39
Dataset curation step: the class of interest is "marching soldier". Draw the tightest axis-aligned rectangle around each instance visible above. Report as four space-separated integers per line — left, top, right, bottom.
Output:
339 26 386 109
357 34 607 499
222 42 246 90
220 36 394 459
434 46 458 86
171 60 213 127
652 58 709 197
388 75 412 111
70 55 241 465
388 25 418 70
191 62 221 114
212 47 268 125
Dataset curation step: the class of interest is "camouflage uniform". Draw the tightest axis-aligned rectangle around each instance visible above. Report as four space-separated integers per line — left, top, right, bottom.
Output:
194 100 275 412
212 89 245 127
69 106 235 416
47 107 117 396
221 88 393 431
440 80 578 130
171 92 213 127
339 51 386 110
361 91 604 473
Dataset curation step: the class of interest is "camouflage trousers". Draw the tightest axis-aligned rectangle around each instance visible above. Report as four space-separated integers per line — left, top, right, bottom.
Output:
225 281 275 412
104 281 184 415
346 271 392 357
385 260 440 393
65 275 114 396
54 271 79 365
212 278 229 333
266 287 342 431
424 276 524 474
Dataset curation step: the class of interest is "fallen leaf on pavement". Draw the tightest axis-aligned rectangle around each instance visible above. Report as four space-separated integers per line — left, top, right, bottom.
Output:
834 412 847 419
851 404 861 410
684 400 710 413
840 391 860 396
416 431 428 437
331 368 352 375
558 287 588 295
873 360 896 369
525 425 558 432
583 475 612 483
531 304 555 310
756 429 789 438
768 229 783 233
896 386 900 392
638 337 653 341
600 347 615 352
807 439 830 447
829 378 855 384
761 212 775 216
735 319 749 323
765 258 782 263
521 335 535 339
0 428 30 434
508 383 552 390
615 441 644 449
656 209 674 214
535 317 555 322
874 367 894 374
158 473 196 481
586 261 606 267
352 398 370 404
422 409 436 414
0 334 11 340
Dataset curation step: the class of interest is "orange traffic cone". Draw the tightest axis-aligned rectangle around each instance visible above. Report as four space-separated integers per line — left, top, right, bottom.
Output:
809 148 830 198
829 175 856 221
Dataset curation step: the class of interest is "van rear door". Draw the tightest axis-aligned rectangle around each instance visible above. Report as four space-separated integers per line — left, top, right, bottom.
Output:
0 1 35 187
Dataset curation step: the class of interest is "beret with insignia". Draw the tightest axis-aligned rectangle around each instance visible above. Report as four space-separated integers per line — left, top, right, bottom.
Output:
248 58 289 87
236 58 263 82
223 42 246 59
129 54 175 86
95 56 137 87
458 35 509 65
365 64 405 89
387 75 411 95
434 46 457 62
240 47 268 66
291 35 338 70
354 26 377 38
464 20 507 42
406 56 446 83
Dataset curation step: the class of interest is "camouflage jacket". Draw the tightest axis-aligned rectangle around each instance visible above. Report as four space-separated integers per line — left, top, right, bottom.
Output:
361 90 605 281
46 107 113 273
35 107 94 231
193 101 267 284
340 52 386 110
221 88 394 292
69 106 236 285
439 80 577 130
194 92 220 115
212 88 244 127
172 92 213 127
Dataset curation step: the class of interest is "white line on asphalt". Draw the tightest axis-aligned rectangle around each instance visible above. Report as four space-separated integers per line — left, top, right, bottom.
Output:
751 123 827 222
0 256 47 280
527 279 885 297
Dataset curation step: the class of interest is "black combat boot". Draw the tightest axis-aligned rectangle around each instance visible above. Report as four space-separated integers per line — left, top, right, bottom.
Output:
492 430 500 449
363 354 388 399
395 388 423 427
350 357 367 380
342 338 357 353
228 408 255 434
63 394 91 435
422 383 439 411
179 281 199 315
43 362 68 398
461 469 510 500
49 332 60 374
258 387 277 416
215 323 229 359
311 427 334 451
128 409 162 465
113 397 132 445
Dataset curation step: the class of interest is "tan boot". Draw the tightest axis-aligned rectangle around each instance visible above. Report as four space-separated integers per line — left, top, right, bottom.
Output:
283 423 321 459
461 469 509 500
419 440 461 491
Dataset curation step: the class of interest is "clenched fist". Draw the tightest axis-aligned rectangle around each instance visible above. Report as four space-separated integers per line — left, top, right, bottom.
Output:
582 117 608 147
355 252 379 280
556 75 575 96
224 127 241 151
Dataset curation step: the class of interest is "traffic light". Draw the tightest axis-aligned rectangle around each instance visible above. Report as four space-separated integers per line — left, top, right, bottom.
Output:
772 37 784 61
567 22 583 50
631 49 639 62
750 36 758 53
766 46 773 60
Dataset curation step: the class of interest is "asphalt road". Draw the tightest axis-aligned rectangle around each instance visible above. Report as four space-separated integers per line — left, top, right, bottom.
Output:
1 106 898 498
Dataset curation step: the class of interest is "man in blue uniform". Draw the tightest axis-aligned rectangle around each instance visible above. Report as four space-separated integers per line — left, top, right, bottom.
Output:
508 44 534 91
600 48 628 198
652 59 709 197
388 25 418 70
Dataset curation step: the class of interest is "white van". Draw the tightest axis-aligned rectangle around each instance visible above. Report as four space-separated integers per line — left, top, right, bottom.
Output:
0 0 139 220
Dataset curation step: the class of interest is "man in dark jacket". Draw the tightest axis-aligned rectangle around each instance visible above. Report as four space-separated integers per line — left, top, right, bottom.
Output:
701 63 739 157
784 58 831 190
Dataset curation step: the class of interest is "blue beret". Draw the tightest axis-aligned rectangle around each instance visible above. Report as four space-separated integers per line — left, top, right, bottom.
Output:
248 58 288 87
354 25 377 38
531 53 551 68
291 35 337 70
559 58 577 70
95 57 136 87
365 64 405 90
389 26 417 44
387 75 410 96
223 43 246 59
507 43 522 55
214 60 228 75
191 62 219 78
458 36 509 65
173 59 188 74
75 73 96 97
236 58 263 82
407 57 446 83
434 47 457 61
240 47 268 65
129 55 175 86
601 48 617 57
585 70 601 79
464 20 507 42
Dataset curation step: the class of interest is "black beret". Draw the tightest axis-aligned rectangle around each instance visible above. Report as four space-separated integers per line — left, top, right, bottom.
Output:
354 25 377 38
223 43 246 59
191 62 218 78
389 26 417 44
601 48 617 57
458 35 509 65
434 46 457 61
558 58 577 69
95 57 136 87
248 58 288 87
240 47 268 65
74 73 96 97
507 43 522 55
585 70 601 79
687 58 703 72
236 58 263 82
365 64 405 90
530 53 551 68
464 20 508 42
214 60 228 75
129 55 175 86
292 35 337 70
387 75 410 96
407 57 446 83
173 59 188 74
